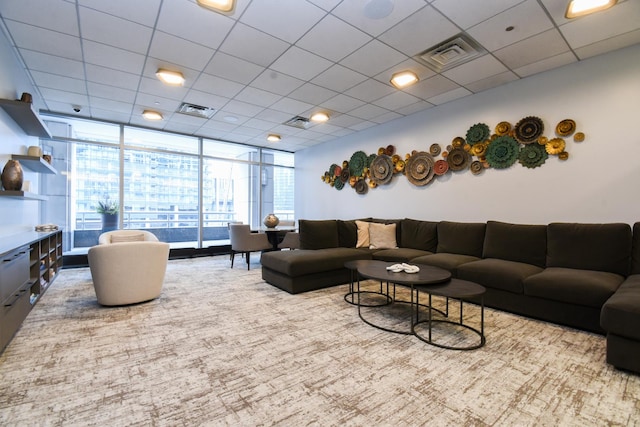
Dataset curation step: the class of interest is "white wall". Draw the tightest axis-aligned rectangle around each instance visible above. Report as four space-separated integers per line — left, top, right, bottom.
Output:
295 44 640 226
0 26 43 237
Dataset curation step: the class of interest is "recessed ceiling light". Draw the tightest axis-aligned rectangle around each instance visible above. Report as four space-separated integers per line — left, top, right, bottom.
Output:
565 0 617 18
390 71 419 89
155 69 185 86
224 115 239 122
310 112 330 123
142 110 163 121
267 134 281 142
363 0 394 19
196 0 235 14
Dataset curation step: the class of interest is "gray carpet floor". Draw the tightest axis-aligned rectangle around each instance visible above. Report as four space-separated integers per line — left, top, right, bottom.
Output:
0 256 638 426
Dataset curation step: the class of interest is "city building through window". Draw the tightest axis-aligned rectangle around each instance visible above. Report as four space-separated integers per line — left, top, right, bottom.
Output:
41 115 294 254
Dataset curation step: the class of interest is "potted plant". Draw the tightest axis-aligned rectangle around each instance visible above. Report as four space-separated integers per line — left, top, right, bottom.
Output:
97 199 119 231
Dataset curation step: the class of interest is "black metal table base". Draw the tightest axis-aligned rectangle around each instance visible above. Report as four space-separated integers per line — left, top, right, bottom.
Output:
344 270 392 307
412 292 485 351
356 280 447 336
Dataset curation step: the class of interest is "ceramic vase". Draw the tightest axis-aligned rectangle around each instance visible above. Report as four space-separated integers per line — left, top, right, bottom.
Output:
1 160 24 191
263 214 280 228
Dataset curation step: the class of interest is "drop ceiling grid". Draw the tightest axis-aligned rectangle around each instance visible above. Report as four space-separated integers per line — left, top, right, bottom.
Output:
0 0 637 150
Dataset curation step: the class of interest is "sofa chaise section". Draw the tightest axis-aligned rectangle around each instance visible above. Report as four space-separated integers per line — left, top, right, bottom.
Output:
261 247 371 294
261 219 372 294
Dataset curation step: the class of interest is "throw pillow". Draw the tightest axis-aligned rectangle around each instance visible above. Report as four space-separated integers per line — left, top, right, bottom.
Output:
369 222 398 250
355 220 370 248
110 233 145 243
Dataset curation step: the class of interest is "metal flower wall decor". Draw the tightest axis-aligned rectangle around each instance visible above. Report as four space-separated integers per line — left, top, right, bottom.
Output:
321 117 585 193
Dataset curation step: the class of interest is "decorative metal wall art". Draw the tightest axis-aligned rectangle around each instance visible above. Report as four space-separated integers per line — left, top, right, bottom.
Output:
321 116 585 193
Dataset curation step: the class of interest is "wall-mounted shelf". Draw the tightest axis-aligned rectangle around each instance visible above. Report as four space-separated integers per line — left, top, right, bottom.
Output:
0 99 51 138
0 191 47 201
10 155 57 174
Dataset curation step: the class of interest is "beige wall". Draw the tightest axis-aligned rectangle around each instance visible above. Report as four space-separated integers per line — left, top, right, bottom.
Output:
294 43 640 226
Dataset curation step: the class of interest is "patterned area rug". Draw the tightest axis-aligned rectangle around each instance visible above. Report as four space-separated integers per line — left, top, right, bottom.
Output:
1 256 638 426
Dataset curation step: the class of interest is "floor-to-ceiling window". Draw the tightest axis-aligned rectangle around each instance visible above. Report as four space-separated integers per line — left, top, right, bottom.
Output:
41 114 294 254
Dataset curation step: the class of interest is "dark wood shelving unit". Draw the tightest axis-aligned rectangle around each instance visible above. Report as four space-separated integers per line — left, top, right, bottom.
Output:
0 99 51 138
1 230 62 353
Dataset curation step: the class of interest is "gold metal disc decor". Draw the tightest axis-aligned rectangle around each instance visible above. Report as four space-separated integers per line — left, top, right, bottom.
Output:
370 155 394 185
514 116 544 144
320 116 585 193
556 119 576 137
446 147 471 171
405 151 436 186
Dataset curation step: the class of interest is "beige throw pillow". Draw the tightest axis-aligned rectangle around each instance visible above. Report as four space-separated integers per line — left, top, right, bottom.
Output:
110 233 145 243
355 220 370 248
369 222 398 249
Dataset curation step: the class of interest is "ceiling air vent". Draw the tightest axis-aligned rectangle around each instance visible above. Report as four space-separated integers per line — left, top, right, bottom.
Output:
177 102 215 119
283 115 310 129
416 34 486 72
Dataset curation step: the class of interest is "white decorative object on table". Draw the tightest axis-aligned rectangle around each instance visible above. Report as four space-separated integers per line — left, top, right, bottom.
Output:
386 263 420 273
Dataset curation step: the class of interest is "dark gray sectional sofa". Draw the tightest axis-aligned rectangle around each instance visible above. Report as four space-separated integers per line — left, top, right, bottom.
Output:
261 218 640 374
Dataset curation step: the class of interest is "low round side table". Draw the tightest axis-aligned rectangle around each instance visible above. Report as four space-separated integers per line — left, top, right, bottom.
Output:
413 278 486 350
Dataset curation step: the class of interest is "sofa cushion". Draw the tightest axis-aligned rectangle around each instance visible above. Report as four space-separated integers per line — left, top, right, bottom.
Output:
373 248 432 262
601 274 640 340
369 222 398 249
400 219 438 252
337 220 357 248
631 223 640 275
298 220 338 250
483 221 547 268
436 221 486 257
355 220 370 248
523 267 624 308
261 248 370 277
457 258 544 294
456 258 543 294
546 222 632 277
411 253 479 275
370 218 402 245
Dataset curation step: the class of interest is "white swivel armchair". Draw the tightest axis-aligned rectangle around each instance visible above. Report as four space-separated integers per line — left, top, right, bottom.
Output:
229 224 272 270
88 230 170 306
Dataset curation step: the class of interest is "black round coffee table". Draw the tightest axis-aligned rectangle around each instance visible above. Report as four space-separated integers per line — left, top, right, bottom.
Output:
351 260 452 335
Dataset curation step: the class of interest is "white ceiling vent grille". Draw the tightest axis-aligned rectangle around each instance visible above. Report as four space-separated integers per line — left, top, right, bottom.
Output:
177 102 215 119
416 34 486 72
283 115 310 129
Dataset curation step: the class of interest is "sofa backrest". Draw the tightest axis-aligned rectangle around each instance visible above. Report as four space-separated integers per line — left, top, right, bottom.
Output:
436 221 486 257
483 221 547 267
298 220 339 249
546 222 632 276
337 220 357 248
400 219 438 252
631 222 640 275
